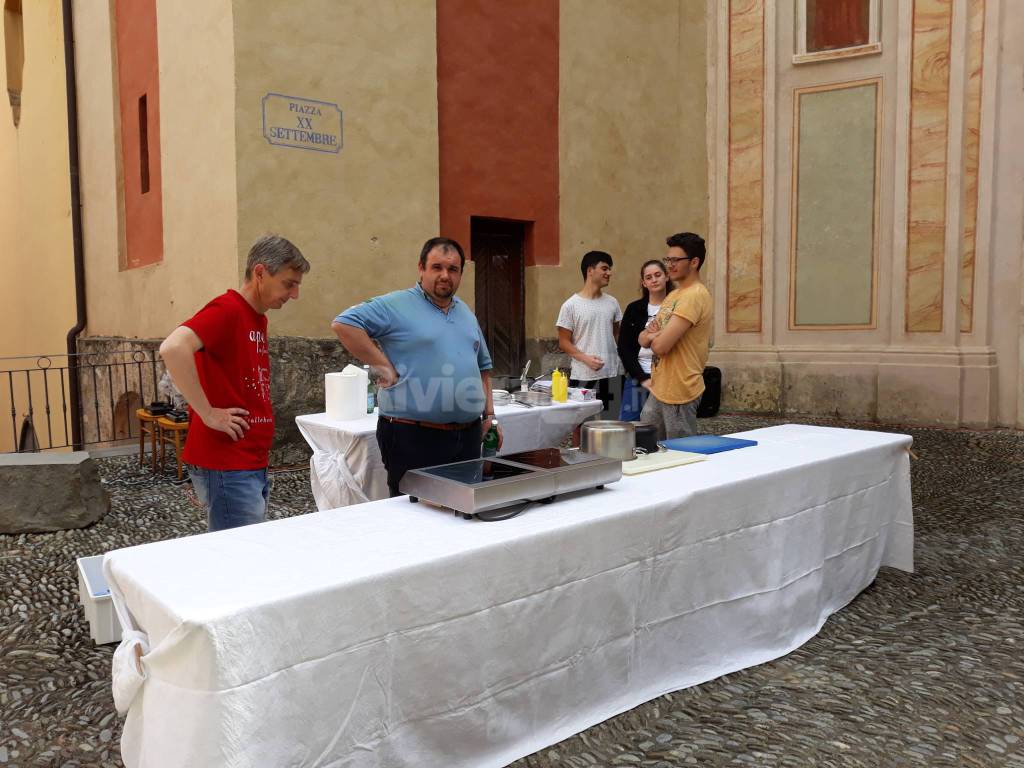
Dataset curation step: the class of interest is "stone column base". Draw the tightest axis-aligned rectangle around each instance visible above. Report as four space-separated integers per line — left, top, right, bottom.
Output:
709 345 999 428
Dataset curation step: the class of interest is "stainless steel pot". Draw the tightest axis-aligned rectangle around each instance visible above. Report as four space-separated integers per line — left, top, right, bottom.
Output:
581 420 636 461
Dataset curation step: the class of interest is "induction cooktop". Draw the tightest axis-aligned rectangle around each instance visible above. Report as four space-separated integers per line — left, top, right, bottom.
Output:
399 448 622 521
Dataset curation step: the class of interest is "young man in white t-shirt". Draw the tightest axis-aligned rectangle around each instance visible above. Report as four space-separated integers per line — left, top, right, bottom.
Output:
556 250 622 414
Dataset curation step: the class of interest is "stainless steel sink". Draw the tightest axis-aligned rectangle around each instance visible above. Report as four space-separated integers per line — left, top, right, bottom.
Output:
512 390 552 407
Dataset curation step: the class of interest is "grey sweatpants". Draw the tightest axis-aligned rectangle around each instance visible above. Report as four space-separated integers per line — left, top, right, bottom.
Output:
640 394 701 441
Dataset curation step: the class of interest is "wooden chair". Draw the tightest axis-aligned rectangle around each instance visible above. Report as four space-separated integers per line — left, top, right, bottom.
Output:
156 416 190 481
136 408 161 472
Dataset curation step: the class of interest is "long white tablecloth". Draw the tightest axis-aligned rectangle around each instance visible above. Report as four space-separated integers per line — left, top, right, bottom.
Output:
295 400 604 509
105 424 914 768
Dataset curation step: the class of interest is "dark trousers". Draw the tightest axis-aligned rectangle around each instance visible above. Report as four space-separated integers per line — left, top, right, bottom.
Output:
376 418 483 497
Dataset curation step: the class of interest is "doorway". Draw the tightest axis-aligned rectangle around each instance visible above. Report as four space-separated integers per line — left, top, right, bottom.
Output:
471 217 526 379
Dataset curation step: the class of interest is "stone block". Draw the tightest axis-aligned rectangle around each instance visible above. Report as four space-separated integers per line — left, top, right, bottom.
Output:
877 364 960 426
959 355 997 428
782 363 877 421
716 360 783 413
0 452 109 534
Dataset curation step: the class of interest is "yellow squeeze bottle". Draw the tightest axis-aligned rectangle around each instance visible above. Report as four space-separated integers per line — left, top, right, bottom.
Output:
553 369 567 402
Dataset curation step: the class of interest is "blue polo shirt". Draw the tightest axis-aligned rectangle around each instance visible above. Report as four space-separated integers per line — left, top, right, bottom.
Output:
334 285 493 423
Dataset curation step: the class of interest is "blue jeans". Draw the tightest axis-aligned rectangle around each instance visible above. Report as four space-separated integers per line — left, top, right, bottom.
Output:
189 466 270 532
619 377 650 422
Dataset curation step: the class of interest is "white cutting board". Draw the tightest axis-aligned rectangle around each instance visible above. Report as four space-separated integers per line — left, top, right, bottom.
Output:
622 449 706 475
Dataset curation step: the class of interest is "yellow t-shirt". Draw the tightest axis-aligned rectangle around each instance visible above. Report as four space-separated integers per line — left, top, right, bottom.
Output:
651 282 712 404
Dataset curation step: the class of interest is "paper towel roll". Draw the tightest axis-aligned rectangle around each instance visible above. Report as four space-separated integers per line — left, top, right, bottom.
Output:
325 365 369 421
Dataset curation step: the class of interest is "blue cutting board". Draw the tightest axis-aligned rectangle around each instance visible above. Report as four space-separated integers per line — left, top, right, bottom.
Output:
658 435 758 454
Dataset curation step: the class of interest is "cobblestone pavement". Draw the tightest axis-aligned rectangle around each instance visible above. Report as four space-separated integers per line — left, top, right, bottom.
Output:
1 415 1021 767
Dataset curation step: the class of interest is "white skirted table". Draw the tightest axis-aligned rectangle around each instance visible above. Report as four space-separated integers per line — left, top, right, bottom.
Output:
295 399 604 509
105 424 914 768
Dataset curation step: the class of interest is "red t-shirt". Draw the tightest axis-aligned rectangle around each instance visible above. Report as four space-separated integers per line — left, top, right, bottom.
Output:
180 290 274 470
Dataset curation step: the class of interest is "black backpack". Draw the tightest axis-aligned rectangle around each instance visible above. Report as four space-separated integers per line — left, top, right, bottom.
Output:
696 366 721 418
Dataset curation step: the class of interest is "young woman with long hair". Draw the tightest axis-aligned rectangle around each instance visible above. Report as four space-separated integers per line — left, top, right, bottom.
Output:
616 259 673 421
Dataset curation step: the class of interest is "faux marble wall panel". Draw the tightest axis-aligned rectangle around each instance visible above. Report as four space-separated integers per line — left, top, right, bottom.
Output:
792 82 878 327
905 0 953 333
727 0 764 333
960 0 985 333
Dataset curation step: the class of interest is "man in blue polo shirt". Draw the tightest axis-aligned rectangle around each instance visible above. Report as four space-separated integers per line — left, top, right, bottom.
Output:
331 237 501 497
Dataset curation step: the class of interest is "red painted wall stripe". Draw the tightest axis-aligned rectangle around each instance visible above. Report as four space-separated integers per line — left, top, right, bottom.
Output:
115 0 163 269
437 0 559 266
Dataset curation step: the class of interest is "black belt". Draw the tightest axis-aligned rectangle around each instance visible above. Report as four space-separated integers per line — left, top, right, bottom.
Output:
379 414 479 431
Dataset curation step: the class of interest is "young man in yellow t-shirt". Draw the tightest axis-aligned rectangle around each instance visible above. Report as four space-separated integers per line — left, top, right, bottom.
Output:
637 232 712 440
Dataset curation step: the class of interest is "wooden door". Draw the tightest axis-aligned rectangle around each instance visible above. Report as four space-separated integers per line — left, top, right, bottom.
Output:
472 218 526 378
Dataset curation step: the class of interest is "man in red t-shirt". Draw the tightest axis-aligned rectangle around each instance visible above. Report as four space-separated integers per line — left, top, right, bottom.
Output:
159 234 310 531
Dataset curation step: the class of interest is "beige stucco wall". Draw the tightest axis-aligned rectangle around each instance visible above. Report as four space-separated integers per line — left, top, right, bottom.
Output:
231 0 440 338
72 1 118 337
76 0 237 339
527 0 708 341
0 1 74 359
79 0 708 347
0 1 75 451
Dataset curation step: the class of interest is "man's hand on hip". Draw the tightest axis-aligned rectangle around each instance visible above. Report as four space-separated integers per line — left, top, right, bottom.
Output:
372 363 399 388
583 354 604 372
202 407 250 441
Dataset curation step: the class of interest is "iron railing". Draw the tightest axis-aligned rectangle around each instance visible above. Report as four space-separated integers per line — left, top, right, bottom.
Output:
0 348 165 453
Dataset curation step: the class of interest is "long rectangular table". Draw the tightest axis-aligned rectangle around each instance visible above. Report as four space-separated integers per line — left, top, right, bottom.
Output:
105 424 914 768
296 399 603 509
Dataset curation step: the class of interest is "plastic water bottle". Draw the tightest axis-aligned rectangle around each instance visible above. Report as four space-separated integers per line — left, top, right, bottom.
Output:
482 418 499 457
364 365 376 414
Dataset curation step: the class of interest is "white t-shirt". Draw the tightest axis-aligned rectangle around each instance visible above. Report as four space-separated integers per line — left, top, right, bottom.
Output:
556 293 623 381
637 302 660 374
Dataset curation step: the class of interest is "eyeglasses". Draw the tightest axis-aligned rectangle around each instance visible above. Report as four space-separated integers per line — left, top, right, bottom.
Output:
663 256 697 265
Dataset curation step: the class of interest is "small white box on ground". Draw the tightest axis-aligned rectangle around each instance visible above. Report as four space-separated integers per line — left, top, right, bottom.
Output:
76 555 122 645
